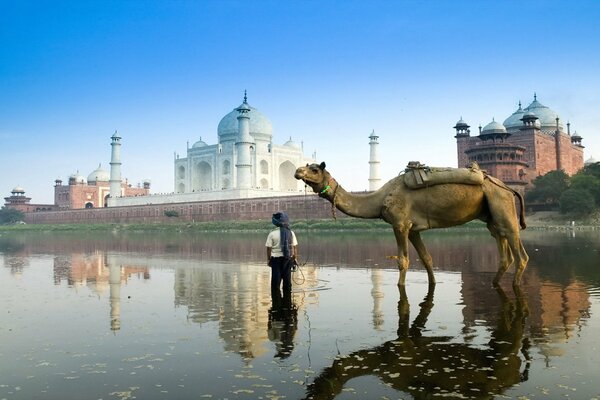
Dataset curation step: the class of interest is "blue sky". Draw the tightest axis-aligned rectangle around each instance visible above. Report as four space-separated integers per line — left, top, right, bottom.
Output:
1 0 599 203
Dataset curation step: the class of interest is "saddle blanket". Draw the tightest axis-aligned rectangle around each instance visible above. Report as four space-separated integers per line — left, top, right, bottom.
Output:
403 161 484 189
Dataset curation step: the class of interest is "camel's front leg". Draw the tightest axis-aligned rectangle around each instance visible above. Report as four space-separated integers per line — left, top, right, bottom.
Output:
409 231 436 286
393 225 410 286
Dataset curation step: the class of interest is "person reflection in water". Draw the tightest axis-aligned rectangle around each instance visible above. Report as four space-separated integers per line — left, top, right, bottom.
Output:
268 289 298 359
265 211 298 295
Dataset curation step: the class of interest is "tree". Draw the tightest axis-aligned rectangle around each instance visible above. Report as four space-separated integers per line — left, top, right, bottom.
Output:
570 174 600 205
0 207 25 224
559 189 596 216
526 170 570 204
581 161 600 180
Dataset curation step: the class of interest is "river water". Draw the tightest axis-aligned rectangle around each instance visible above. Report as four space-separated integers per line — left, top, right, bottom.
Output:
1 229 599 400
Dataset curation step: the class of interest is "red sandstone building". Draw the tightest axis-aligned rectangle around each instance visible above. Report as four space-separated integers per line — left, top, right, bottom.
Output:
4 166 149 212
455 95 585 193
53 165 149 209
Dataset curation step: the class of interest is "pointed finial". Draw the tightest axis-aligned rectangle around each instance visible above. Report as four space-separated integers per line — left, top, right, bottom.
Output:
518 100 522 109
534 92 537 101
243 90 248 103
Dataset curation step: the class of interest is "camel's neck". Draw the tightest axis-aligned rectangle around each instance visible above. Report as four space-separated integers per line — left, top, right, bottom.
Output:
320 177 387 219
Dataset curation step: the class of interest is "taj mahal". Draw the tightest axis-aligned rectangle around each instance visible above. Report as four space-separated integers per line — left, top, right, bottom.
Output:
111 92 322 206
173 92 316 196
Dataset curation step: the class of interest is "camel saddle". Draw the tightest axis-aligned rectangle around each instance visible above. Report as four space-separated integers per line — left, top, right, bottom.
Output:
403 161 484 189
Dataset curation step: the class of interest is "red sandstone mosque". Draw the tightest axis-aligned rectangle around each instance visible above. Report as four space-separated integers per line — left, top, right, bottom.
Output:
455 94 585 194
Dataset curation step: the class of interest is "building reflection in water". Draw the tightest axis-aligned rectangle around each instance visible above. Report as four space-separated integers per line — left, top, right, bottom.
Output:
52 253 150 331
173 262 321 360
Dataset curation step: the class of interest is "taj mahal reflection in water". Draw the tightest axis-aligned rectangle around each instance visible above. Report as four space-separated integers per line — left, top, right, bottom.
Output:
1 230 599 399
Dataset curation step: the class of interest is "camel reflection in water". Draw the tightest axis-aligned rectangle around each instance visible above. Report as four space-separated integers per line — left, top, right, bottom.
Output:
305 285 530 400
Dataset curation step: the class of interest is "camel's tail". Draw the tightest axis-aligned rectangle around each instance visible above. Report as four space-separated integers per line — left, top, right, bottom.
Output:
484 175 527 230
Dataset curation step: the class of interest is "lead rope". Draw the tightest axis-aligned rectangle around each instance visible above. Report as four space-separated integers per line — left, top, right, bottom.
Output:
292 185 311 285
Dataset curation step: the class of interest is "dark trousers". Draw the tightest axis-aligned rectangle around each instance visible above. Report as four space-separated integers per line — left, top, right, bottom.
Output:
270 257 292 294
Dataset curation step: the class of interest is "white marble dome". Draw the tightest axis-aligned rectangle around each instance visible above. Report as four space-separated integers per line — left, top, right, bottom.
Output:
217 102 273 139
503 103 525 129
87 164 109 183
69 172 87 185
481 119 507 135
523 97 562 129
11 186 25 194
192 137 208 148
283 137 301 149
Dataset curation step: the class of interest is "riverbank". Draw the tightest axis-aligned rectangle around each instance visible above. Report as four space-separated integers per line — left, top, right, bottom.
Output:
525 211 600 231
2 211 599 233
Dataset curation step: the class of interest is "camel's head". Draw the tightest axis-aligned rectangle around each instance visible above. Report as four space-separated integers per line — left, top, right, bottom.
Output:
294 162 331 194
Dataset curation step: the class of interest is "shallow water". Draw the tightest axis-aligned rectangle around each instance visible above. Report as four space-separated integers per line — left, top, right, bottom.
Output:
1 229 599 399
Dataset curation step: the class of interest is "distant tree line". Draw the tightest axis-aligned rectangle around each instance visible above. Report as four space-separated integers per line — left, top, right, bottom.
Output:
526 162 600 217
0 207 25 225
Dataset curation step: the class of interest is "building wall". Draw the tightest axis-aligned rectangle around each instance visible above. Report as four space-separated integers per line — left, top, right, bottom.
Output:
54 182 149 209
23 193 341 225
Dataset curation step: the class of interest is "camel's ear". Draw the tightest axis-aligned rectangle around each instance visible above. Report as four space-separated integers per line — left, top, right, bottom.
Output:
319 162 326 170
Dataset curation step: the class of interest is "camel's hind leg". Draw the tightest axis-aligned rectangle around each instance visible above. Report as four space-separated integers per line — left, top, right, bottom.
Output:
409 231 436 286
508 236 529 286
484 181 529 286
489 223 514 286
392 225 411 286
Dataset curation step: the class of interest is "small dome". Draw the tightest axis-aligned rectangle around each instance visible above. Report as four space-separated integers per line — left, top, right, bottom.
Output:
455 118 468 127
283 137 301 149
11 186 25 194
69 172 87 185
585 156 598 165
88 164 110 183
481 119 507 135
192 137 208 148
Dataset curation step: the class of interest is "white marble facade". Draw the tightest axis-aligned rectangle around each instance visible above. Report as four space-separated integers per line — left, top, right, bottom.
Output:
174 93 315 197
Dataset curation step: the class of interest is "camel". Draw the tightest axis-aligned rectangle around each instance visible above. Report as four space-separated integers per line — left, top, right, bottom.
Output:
294 162 529 287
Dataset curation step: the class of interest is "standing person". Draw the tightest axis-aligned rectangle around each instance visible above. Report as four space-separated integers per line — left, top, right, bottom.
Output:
266 211 298 295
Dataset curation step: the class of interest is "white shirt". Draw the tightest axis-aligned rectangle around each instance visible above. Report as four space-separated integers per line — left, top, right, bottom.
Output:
265 229 298 257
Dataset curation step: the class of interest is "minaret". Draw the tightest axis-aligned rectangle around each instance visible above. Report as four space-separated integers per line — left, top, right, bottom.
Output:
368 130 381 191
235 91 253 189
108 257 122 332
109 131 122 198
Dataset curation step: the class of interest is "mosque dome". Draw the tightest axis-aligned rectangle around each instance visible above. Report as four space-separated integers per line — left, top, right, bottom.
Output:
87 164 110 184
69 172 87 185
217 98 273 140
503 103 525 129
454 118 469 128
283 137 301 149
523 95 562 129
481 119 507 135
192 137 208 148
11 186 25 194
